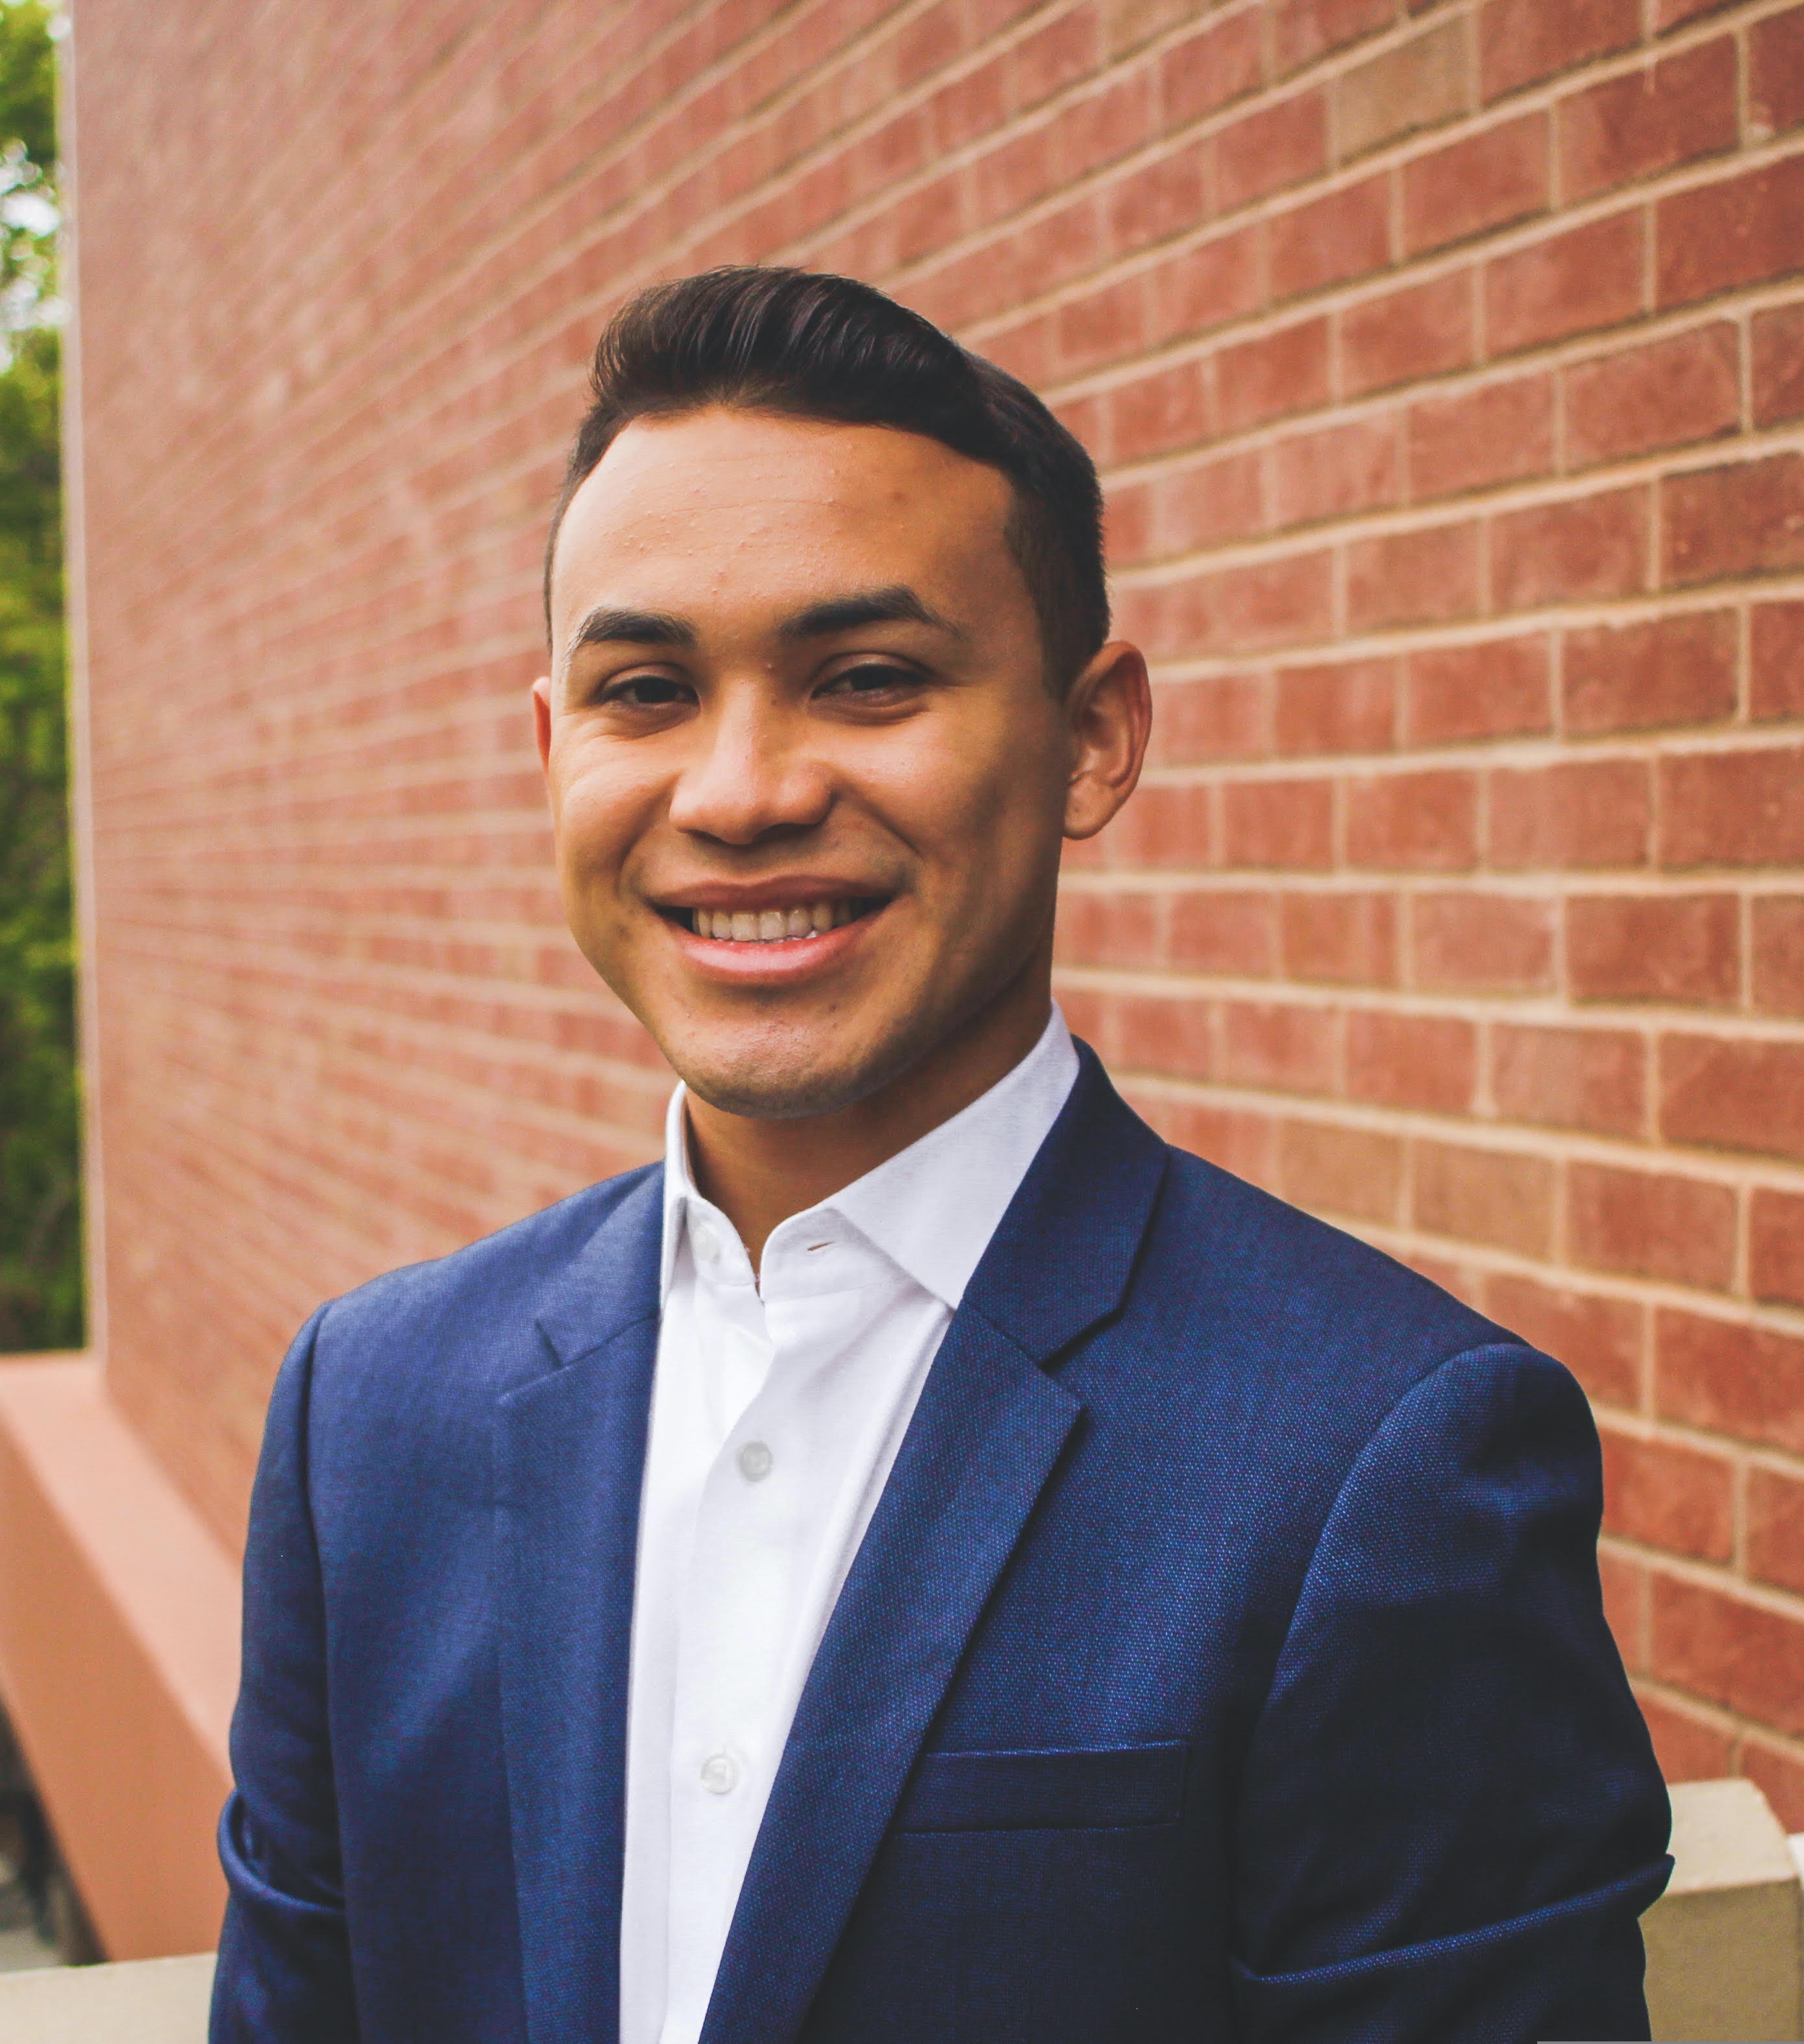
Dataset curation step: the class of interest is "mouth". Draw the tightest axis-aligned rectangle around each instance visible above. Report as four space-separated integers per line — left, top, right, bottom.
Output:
663 898 887 945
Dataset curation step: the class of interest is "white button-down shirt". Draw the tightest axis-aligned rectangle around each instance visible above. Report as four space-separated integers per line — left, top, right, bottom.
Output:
619 1007 1080 2044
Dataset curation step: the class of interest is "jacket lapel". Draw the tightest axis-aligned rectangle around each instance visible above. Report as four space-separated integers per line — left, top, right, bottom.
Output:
700 1050 1170 2044
495 1165 663 2044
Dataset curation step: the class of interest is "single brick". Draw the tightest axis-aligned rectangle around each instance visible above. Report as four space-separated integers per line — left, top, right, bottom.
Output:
1410 890 1556 991
1481 0 1639 104
1751 5 1804 137
1109 358 1212 464
1104 145 1208 263
1403 635 1551 744
1222 777 1336 869
1150 674 1270 766
1491 1021 1645 1136
1661 744 1804 867
1402 111 1549 256
1490 759 1651 869
1752 601 1804 721
1216 317 1333 433
1651 1576 1804 1738
1157 12 1263 126
1279 888 1400 984
1661 1031 1804 1165
1408 371 1555 501
1274 0 1393 77
1567 893 1740 1005
1599 1427 1733 1564
1274 654 1397 754
1412 1138 1555 1256
1753 302 1804 429
1657 1306 1804 1455
1485 210 1644 357
1216 91 1329 212
1267 414 1403 530
1569 1162 1737 1289
1561 38 1737 202
1565 323 1740 469
1167 888 1281 975
1345 767 1479 869
1337 17 1468 162
1276 1117 1405 1223
1753 897 1804 1016
1492 486 1651 612
1269 175 1392 303
1658 154 1804 308
1748 1467 1804 1597
1563 610 1738 735
1144 224 1265 347
1344 1008 1477 1112
1149 447 1264 556
1346 520 1482 630
1751 1186 1804 1309
1339 269 1475 397
1220 999 1339 1093
1664 453 1804 587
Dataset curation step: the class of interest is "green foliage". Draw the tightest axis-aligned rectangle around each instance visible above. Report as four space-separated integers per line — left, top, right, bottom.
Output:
0 0 75 1349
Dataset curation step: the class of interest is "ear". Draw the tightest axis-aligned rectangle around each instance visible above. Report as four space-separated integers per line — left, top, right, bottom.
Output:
1062 640 1152 841
532 675 553 776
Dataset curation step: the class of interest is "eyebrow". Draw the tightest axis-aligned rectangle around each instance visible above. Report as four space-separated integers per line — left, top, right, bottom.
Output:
565 606 697 662
562 584 963 667
778 584 964 642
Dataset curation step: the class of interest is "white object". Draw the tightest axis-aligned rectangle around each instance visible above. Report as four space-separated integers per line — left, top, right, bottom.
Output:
1644 1778 1804 2043
620 1007 1078 2044
0 1952 215 2042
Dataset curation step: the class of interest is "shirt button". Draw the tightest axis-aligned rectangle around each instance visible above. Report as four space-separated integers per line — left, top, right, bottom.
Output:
691 1221 723 1265
699 1752 739 1795
737 1441 774 1482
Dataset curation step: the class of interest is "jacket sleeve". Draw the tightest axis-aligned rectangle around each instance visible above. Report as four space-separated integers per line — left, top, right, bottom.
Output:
211 1306 360 2043
1229 1342 1672 2044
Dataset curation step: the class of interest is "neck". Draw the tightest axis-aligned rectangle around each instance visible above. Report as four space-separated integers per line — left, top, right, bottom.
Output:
682 961 1054 1270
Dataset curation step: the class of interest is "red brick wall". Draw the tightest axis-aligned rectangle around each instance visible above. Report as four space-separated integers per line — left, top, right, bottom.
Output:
68 0 1804 1813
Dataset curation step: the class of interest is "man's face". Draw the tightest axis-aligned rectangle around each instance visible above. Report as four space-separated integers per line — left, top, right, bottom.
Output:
537 408 1085 1120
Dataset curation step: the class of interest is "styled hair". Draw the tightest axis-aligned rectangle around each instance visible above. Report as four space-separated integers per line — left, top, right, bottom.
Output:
543 267 1109 690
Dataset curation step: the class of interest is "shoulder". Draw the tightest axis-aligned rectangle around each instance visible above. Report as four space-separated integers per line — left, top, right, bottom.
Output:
303 1162 660 1408
1112 1140 1557 1476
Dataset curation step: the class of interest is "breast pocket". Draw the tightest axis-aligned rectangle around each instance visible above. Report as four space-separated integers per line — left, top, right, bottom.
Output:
891 1740 1187 1834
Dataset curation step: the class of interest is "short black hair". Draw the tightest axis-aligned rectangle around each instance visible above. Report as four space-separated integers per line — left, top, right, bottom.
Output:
543 268 1108 691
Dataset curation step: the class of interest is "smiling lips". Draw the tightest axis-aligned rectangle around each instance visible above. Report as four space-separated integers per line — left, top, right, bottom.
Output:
686 900 876 943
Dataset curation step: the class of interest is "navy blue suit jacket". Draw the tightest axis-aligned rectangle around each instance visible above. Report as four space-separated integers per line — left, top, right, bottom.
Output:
214 1048 1672 2042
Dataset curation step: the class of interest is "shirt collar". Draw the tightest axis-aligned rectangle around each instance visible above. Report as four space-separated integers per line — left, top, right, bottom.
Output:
659 1005 1080 1308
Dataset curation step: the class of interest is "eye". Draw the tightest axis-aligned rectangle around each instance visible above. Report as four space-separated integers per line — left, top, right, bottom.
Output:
819 661 921 700
598 673 693 708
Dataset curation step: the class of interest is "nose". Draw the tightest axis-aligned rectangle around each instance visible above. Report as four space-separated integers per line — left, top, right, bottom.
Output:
666 680 832 846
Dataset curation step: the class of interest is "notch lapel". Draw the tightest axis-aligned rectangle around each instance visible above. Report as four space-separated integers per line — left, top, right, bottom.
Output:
700 1051 1170 2044
495 1165 663 2044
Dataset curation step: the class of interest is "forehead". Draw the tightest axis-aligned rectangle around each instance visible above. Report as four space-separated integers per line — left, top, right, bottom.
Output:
549 408 1019 632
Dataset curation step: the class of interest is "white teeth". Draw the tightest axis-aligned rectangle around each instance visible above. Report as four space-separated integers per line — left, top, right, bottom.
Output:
691 901 869 942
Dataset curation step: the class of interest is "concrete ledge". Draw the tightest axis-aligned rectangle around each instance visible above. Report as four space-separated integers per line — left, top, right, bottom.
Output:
0 1358 236 1959
0 1953 214 2039
1646 1778 1804 2043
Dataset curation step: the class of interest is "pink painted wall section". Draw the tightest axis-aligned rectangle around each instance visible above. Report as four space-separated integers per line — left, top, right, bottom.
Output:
0 1360 234 1959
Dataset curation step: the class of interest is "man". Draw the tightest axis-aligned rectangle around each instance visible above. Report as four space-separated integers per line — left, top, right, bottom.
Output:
213 267 1671 2043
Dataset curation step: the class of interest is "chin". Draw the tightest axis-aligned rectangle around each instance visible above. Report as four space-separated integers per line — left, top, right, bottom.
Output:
667 1017 928 1123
